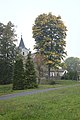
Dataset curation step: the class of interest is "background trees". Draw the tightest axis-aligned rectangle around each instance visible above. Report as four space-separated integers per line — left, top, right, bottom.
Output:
0 21 38 88
64 57 80 72
62 57 80 80
13 52 38 90
32 13 67 78
0 21 17 84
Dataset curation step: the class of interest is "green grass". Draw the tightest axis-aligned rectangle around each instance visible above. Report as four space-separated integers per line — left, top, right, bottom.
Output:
0 84 13 96
0 85 80 120
0 80 80 120
0 80 80 96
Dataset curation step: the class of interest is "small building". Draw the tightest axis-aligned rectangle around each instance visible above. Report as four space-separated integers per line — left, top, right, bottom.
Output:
18 35 29 56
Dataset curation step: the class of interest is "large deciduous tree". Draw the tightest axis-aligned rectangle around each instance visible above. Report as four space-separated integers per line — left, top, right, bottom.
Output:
32 13 67 78
0 21 17 84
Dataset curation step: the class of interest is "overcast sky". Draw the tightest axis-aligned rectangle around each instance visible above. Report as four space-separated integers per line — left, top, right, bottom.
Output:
0 0 80 58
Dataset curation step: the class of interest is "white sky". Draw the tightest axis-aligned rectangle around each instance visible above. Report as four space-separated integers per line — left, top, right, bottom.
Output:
0 0 80 58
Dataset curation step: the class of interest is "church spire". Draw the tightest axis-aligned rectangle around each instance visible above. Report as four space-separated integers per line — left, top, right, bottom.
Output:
18 35 29 56
19 35 25 49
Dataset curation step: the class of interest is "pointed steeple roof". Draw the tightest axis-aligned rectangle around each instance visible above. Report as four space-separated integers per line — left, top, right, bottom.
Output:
19 35 26 49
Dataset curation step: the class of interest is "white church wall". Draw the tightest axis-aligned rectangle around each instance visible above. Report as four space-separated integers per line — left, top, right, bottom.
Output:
21 48 28 56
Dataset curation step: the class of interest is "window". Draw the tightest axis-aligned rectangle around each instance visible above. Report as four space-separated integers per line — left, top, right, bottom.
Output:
23 52 24 55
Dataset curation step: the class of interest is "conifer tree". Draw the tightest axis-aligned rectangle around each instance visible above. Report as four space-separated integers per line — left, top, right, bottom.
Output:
13 57 24 90
24 51 38 89
0 21 17 84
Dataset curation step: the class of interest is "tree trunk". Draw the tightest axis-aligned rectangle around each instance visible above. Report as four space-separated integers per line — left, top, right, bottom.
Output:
48 64 50 79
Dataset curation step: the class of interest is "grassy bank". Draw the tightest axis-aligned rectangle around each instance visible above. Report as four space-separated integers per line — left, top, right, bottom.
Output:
0 83 80 120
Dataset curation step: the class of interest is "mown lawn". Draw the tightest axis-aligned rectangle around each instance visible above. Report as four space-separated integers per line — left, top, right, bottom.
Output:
0 80 80 120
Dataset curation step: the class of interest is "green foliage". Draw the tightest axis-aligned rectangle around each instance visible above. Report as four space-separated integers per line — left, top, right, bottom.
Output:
13 58 24 90
62 57 80 80
13 52 38 90
32 13 67 78
0 60 13 84
64 57 80 72
61 71 78 80
49 80 56 85
0 21 17 84
24 52 38 89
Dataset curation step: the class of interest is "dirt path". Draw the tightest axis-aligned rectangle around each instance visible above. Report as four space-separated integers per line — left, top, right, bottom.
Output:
0 84 80 100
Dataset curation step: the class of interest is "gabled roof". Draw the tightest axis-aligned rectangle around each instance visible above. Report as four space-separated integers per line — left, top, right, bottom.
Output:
18 35 26 49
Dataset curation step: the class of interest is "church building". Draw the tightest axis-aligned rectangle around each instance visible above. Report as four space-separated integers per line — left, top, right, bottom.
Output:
18 35 29 56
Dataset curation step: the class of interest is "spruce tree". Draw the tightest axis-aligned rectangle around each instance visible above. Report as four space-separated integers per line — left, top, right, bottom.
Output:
24 51 38 89
13 57 24 90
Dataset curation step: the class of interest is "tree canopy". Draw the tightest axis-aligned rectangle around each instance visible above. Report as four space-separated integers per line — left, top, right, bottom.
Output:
64 57 80 72
32 13 67 78
62 57 80 80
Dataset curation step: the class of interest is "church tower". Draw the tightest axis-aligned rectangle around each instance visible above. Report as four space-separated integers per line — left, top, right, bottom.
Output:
18 35 29 56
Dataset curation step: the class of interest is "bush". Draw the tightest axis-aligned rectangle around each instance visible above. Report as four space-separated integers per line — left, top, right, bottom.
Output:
49 80 56 85
61 71 78 80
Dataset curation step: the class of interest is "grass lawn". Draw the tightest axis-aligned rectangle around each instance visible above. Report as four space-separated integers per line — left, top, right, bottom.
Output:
0 80 80 96
0 80 80 120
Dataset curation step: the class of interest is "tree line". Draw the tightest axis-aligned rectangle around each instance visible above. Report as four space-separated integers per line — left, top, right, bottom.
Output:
61 57 80 80
0 21 38 89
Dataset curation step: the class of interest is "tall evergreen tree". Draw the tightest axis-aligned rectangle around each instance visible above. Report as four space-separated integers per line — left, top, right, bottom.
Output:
24 51 38 89
0 21 17 84
13 57 24 90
